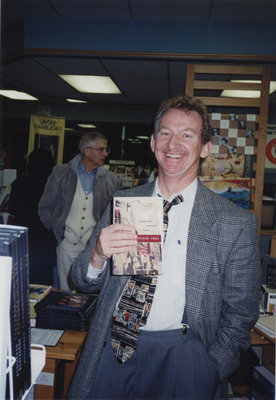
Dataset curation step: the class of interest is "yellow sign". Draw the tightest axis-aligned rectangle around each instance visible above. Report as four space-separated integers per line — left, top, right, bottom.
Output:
28 115 65 165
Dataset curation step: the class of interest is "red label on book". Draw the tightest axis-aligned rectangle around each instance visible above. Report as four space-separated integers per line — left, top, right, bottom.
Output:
137 235 161 242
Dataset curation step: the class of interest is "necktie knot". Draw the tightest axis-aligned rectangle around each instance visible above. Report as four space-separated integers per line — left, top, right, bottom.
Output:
163 194 184 214
162 194 184 243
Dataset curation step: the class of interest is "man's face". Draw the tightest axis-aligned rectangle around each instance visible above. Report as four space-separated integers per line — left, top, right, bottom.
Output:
83 140 109 169
150 109 211 182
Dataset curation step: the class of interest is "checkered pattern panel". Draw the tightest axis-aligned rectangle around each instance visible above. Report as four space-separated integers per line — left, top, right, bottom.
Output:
210 113 257 155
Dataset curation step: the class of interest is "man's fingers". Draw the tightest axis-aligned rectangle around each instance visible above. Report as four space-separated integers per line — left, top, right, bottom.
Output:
111 245 137 255
103 223 136 235
95 223 137 260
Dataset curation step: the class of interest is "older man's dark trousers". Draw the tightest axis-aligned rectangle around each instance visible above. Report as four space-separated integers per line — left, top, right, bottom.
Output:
87 324 222 400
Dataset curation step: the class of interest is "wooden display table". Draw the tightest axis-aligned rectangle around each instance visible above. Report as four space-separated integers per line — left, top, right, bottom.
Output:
34 330 87 399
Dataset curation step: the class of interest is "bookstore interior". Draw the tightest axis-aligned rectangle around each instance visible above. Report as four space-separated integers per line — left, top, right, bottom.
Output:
0 75 275 400
1 3 276 397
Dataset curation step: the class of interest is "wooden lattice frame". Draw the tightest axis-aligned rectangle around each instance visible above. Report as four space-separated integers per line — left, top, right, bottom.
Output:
185 64 271 236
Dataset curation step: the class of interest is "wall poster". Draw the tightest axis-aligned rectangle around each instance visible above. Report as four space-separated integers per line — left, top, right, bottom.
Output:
28 115 65 165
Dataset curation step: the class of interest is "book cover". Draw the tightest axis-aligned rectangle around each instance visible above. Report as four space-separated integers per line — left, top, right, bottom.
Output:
112 197 163 275
200 177 252 209
35 289 97 313
200 153 245 177
29 284 52 319
29 284 52 302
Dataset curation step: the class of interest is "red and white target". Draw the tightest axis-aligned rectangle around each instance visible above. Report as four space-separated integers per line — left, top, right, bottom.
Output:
265 128 276 168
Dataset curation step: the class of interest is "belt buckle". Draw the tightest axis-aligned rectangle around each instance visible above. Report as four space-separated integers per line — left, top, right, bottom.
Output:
182 324 189 334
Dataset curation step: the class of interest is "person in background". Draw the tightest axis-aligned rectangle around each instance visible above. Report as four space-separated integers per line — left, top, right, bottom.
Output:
67 96 261 400
8 148 56 285
38 131 120 291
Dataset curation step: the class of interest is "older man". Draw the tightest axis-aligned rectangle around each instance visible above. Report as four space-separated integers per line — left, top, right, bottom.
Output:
39 131 120 290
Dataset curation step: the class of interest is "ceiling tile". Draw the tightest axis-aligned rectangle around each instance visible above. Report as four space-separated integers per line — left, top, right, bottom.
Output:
35 57 107 75
103 59 168 78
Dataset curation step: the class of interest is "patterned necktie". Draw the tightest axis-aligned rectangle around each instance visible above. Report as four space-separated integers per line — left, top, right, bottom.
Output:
162 194 184 243
111 194 184 363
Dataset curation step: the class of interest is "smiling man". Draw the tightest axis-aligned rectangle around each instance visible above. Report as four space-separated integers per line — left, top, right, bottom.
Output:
150 106 212 194
38 131 120 290
68 96 261 400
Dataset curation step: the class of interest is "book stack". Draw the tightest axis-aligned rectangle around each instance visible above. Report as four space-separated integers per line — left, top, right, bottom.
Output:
35 289 98 331
0 224 31 400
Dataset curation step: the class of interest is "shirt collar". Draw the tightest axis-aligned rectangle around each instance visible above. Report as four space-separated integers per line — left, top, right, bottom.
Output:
78 160 97 175
153 177 198 202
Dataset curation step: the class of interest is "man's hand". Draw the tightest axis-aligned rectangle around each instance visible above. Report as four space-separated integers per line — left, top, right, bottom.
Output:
90 224 137 269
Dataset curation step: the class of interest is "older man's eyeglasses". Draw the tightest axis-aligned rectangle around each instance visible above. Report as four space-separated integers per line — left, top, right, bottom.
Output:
86 146 110 155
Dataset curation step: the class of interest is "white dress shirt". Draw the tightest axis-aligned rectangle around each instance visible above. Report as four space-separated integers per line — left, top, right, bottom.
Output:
142 178 197 330
87 178 197 331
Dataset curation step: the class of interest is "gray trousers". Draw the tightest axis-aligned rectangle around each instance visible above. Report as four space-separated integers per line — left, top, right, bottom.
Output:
88 325 224 400
56 238 84 291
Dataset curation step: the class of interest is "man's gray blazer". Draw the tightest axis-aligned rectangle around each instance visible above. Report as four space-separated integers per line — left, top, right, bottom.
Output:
38 153 121 244
68 179 261 399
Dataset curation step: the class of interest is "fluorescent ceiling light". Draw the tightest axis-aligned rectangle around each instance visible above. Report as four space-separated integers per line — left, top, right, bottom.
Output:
60 75 121 94
66 98 88 103
136 136 149 140
221 80 276 98
77 123 96 128
0 90 38 100
128 138 141 143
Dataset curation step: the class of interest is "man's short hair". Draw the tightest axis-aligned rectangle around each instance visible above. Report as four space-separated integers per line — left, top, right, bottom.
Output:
153 95 212 144
79 131 107 154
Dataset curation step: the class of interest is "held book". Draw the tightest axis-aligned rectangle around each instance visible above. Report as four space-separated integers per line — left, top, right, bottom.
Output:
112 196 163 275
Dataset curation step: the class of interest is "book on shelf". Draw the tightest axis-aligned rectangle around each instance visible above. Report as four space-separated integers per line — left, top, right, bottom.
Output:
260 284 276 313
112 196 163 275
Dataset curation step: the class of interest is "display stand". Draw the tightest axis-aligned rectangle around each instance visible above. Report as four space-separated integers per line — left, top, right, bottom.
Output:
185 64 270 236
0 255 46 399
22 345 46 399
0 256 12 399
